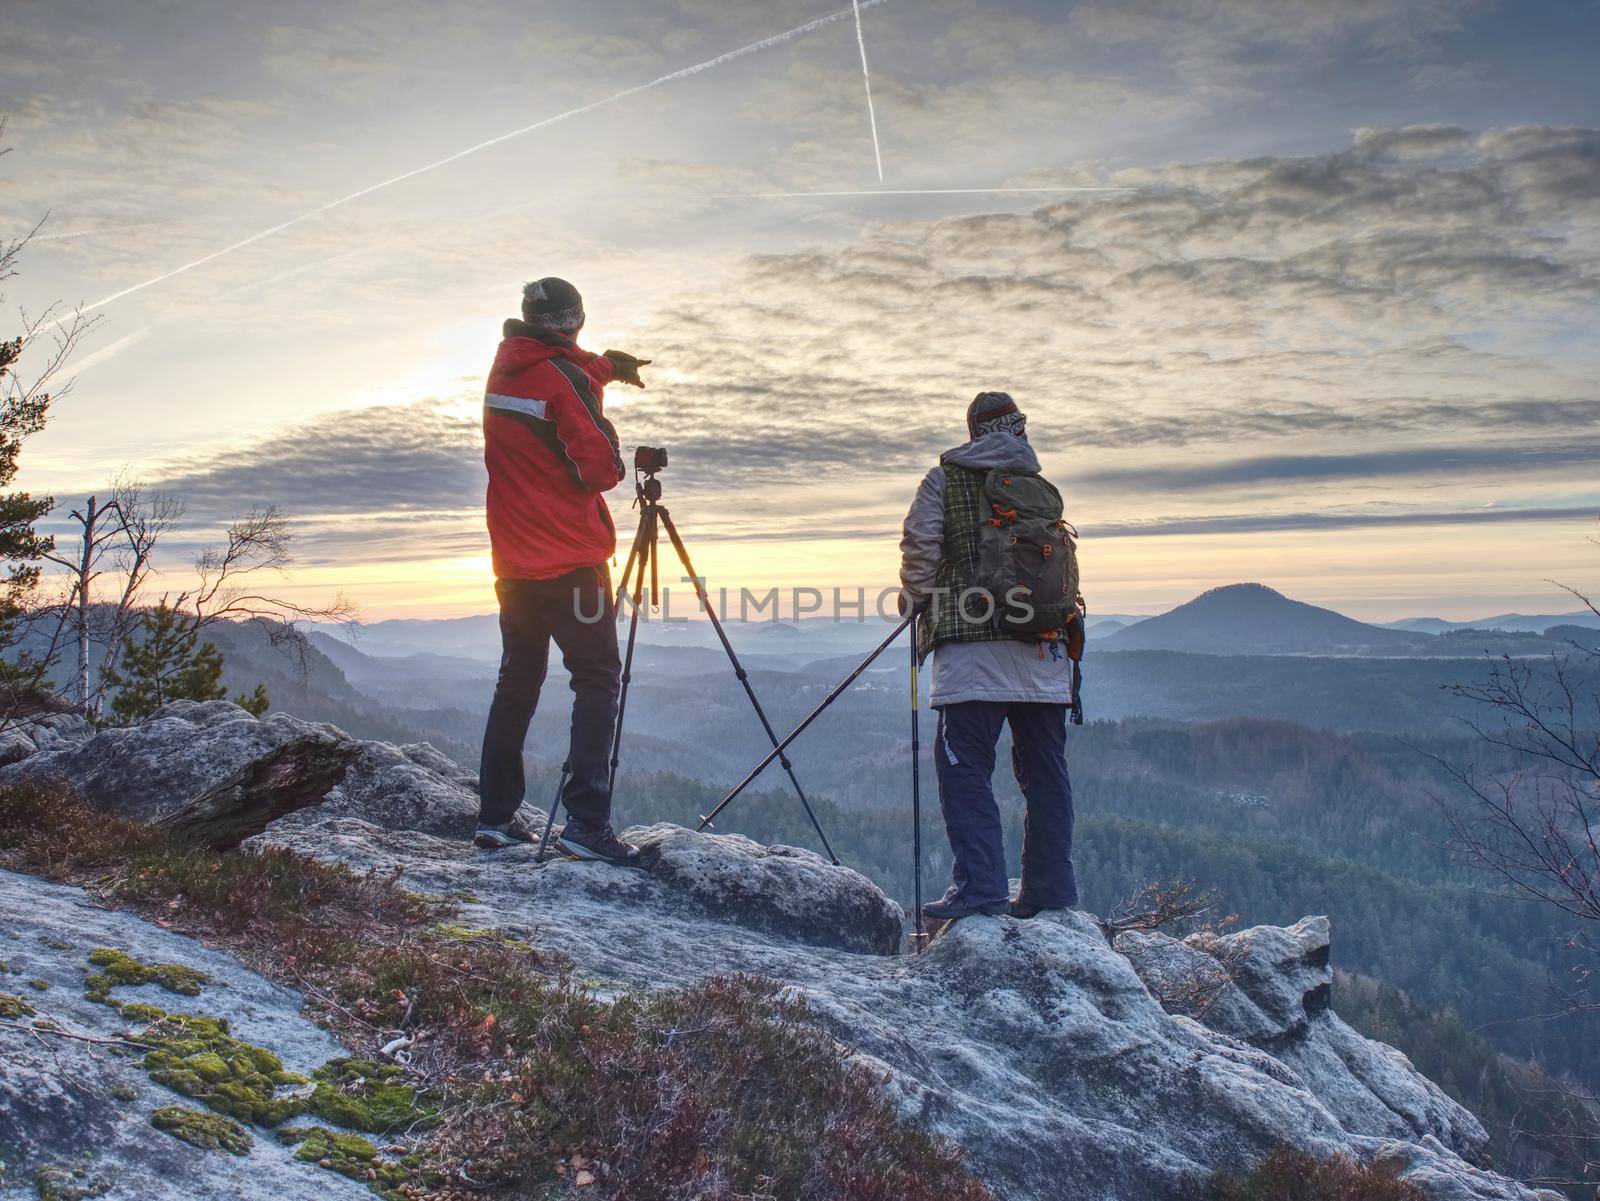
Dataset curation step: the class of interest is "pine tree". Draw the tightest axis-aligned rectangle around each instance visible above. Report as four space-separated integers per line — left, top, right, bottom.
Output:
0 332 56 711
102 603 227 725
233 683 270 717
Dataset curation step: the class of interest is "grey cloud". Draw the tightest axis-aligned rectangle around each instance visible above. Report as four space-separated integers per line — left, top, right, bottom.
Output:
78 122 1600 571
1075 441 1600 492
150 400 485 519
1092 505 1600 538
291 515 488 568
648 504 1600 546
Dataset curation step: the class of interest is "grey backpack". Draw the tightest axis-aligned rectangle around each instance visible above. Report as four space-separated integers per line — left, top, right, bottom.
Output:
974 469 1081 638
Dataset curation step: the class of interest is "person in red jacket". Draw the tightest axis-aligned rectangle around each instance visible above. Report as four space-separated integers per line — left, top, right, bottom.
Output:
475 276 650 863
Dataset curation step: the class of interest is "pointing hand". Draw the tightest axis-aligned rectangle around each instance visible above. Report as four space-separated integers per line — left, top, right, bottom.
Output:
603 349 652 388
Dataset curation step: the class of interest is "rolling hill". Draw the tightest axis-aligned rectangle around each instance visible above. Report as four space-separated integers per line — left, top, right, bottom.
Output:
1100 583 1424 655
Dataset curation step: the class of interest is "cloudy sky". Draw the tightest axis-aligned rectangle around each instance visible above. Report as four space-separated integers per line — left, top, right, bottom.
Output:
4 0 1598 621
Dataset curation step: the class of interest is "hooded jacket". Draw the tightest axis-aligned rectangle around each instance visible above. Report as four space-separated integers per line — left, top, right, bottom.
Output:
899 431 1075 708
483 319 627 580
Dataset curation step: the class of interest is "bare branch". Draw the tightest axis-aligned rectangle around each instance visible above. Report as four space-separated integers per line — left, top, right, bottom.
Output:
1099 879 1230 938
174 505 358 665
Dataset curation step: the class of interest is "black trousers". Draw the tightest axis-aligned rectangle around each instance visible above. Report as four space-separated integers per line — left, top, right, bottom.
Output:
478 566 620 828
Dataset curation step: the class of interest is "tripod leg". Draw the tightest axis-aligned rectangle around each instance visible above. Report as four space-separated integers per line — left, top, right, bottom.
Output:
607 507 653 804
657 508 841 865
910 611 926 953
698 614 911 831
613 508 649 612
649 506 660 609
535 760 571 863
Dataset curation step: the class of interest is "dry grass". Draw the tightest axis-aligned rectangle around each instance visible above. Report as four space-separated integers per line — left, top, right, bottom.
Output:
1201 1145 1427 1201
0 778 992 1201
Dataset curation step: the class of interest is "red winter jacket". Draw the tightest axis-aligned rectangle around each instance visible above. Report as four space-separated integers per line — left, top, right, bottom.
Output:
483 319 626 580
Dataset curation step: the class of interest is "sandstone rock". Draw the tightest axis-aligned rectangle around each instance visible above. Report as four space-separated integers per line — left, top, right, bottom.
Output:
245 817 903 957
0 700 480 837
631 824 904 955
0 870 368 1201
0 710 1558 1201
0 711 90 769
251 812 1551 1201
1117 920 1497 1164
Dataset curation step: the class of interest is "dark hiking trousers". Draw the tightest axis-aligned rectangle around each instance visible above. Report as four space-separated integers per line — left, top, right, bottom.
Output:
933 700 1078 909
479 566 620 828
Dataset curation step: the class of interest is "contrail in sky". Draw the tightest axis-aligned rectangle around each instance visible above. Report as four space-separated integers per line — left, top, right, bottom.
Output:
851 0 885 182
65 326 151 375
716 186 1139 198
76 1 888 316
212 242 385 302
67 243 388 377
24 221 165 244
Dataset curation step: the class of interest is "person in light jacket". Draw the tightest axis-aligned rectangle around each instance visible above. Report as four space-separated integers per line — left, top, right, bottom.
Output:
899 391 1078 920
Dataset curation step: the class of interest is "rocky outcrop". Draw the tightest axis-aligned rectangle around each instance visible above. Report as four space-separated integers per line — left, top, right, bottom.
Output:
0 870 368 1201
0 702 1563 1201
1117 919 1494 1164
0 710 90 769
1 699 480 836
156 736 365 849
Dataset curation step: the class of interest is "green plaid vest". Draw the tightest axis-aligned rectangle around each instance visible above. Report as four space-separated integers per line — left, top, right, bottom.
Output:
917 464 1020 659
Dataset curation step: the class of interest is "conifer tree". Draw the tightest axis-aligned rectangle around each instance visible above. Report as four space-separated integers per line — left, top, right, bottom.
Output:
0 129 97 722
233 682 270 717
0 332 53 692
101 602 227 725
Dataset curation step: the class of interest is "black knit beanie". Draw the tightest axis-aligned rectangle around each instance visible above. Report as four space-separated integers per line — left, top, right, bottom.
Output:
967 391 1026 440
521 277 584 332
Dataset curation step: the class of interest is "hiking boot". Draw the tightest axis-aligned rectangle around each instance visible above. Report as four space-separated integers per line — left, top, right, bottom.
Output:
1008 900 1070 919
556 820 642 866
473 817 539 850
921 893 1008 922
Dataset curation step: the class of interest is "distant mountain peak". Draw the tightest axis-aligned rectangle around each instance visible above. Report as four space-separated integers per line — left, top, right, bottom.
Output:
1103 583 1414 656
1199 582 1281 597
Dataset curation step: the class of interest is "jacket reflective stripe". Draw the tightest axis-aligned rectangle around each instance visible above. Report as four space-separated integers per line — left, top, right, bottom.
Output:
485 392 548 420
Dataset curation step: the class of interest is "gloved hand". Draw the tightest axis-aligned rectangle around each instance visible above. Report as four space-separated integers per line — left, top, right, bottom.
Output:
897 591 926 618
603 349 651 388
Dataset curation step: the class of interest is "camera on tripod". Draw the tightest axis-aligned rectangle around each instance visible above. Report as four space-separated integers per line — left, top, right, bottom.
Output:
634 445 668 473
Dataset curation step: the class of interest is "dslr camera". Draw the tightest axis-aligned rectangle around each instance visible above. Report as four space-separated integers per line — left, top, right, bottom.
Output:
634 446 669 473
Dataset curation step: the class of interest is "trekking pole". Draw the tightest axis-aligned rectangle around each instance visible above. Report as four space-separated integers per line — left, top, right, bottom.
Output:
909 609 927 954
535 761 571 864
698 613 913 833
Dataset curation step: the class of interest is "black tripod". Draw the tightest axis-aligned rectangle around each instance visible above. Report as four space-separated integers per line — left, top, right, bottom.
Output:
540 461 841 865
695 608 929 951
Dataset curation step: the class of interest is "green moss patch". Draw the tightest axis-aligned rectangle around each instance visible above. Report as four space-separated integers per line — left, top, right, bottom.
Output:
151 1105 254 1155
309 1058 433 1134
0 991 35 1018
32 1162 111 1201
84 947 209 1002
123 1005 308 1126
434 924 533 953
28 977 49 990
285 1127 407 1193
